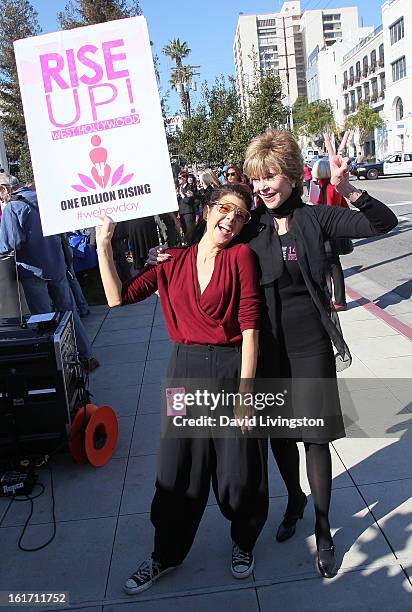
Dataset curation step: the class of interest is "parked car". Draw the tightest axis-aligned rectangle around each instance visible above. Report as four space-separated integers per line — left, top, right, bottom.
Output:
356 152 412 180
302 148 320 163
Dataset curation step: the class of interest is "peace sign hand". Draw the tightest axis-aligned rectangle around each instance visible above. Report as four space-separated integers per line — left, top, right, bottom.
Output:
324 131 351 190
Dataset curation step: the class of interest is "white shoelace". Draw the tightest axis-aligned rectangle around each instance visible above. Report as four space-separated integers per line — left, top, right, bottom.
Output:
132 559 161 583
232 545 252 566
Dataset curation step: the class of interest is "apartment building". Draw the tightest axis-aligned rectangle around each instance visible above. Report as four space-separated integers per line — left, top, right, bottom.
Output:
382 0 412 155
233 1 305 115
300 6 360 56
341 26 385 158
233 3 361 117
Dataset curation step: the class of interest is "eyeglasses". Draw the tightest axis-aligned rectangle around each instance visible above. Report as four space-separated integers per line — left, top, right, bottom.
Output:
210 201 251 224
226 172 237 177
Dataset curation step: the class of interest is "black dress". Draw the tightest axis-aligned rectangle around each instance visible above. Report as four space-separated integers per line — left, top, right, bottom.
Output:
127 216 159 269
257 232 344 442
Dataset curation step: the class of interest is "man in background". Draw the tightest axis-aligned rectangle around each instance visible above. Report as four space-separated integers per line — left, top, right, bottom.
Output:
0 174 99 372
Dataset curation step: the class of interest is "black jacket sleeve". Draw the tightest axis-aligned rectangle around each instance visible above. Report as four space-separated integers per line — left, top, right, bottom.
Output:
313 191 398 239
178 193 196 214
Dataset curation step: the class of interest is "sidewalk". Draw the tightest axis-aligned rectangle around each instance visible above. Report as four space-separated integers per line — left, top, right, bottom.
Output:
0 290 411 611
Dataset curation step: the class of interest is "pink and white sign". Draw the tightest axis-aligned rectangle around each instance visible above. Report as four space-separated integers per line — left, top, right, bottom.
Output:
14 17 177 235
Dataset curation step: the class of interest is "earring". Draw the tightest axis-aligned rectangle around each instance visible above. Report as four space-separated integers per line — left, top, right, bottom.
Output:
291 182 296 188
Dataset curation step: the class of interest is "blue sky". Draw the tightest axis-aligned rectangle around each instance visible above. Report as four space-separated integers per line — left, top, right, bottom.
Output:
32 0 384 114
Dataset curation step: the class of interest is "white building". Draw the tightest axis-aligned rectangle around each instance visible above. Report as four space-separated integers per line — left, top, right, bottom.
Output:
382 0 412 155
306 28 373 118
341 26 385 158
303 6 374 137
233 1 306 115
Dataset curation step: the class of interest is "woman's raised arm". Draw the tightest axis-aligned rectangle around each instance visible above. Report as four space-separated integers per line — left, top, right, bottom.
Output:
96 215 123 307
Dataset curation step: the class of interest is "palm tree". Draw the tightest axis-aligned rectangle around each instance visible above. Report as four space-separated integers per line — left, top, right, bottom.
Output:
169 65 195 118
344 103 383 156
163 38 191 68
163 38 192 118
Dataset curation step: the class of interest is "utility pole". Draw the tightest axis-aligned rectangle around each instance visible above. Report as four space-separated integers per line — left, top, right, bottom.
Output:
0 121 9 172
282 15 293 131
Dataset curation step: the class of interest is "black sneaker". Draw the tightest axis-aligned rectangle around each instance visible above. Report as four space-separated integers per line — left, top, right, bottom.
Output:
124 558 175 594
231 543 254 579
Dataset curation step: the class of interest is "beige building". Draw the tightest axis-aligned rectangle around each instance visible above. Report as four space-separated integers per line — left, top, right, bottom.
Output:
300 6 360 56
234 3 361 117
233 1 305 115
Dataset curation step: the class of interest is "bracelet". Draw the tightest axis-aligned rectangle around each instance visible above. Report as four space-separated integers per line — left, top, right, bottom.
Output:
339 185 363 199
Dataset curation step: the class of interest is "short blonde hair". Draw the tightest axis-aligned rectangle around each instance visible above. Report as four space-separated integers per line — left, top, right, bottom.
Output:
243 129 304 195
311 159 331 180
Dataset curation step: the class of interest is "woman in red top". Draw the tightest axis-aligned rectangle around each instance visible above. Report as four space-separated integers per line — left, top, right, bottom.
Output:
96 184 268 595
303 163 312 196
312 158 349 311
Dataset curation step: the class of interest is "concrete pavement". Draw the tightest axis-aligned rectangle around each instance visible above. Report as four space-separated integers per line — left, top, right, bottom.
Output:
0 288 411 611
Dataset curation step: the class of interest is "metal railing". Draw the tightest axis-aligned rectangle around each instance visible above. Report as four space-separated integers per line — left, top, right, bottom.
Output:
343 25 383 63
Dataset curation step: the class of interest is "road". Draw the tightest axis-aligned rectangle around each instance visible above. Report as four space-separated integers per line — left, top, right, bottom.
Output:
342 175 412 320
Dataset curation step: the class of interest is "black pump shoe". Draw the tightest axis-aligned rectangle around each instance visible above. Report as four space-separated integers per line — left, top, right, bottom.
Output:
317 544 337 578
276 494 307 542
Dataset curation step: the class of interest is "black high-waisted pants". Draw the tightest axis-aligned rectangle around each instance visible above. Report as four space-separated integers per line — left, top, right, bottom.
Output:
151 343 269 567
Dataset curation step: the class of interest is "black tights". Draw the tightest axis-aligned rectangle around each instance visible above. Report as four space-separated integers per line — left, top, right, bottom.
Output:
270 439 333 548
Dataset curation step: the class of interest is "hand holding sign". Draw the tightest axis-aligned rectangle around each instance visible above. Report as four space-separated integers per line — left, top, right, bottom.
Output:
14 17 177 236
96 214 117 247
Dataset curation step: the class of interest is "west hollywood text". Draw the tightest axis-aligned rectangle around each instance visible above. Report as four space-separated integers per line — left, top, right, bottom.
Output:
60 183 151 211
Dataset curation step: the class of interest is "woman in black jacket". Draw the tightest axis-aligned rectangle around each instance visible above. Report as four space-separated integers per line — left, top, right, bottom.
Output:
241 129 397 578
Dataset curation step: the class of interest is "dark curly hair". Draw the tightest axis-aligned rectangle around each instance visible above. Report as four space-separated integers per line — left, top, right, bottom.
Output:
208 183 252 210
185 183 252 245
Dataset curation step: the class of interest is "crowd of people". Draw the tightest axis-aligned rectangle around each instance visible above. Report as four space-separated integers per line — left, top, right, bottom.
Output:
95 129 397 593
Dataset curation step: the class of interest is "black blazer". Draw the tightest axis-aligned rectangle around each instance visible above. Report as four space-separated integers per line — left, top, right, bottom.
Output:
178 185 196 215
243 192 398 369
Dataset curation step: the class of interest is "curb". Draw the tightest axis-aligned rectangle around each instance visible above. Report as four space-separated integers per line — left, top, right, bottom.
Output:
345 286 412 342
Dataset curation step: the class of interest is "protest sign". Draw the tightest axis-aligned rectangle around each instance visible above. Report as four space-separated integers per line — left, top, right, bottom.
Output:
14 17 177 236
